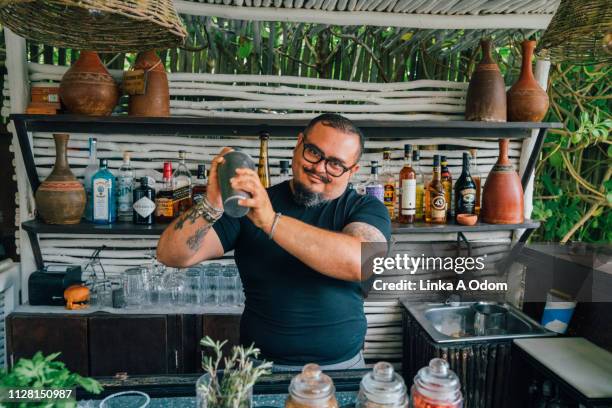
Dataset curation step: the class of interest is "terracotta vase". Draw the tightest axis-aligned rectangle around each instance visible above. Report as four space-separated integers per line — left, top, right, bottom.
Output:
465 40 507 122
59 51 119 116
35 134 86 224
128 50 170 117
507 40 549 122
481 139 524 224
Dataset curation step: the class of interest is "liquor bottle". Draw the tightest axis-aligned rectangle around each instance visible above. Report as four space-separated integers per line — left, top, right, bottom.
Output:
365 161 384 203
424 157 432 223
173 150 193 215
82 137 98 221
441 156 453 218
381 149 396 219
398 144 416 224
469 149 482 215
454 152 477 218
279 160 291 183
133 177 156 225
258 132 270 188
155 162 175 222
92 159 116 224
192 164 208 203
117 151 135 222
413 150 425 221
428 155 447 224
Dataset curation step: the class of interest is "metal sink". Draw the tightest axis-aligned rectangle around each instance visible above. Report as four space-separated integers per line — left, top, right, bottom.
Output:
406 302 554 343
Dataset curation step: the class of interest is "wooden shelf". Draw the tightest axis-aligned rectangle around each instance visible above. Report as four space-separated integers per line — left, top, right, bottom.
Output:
391 219 540 233
23 218 540 236
8 114 562 139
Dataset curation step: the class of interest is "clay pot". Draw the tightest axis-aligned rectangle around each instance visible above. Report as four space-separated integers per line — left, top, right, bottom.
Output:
465 40 507 122
128 50 170 117
59 51 119 116
507 40 549 122
35 134 86 224
481 139 524 224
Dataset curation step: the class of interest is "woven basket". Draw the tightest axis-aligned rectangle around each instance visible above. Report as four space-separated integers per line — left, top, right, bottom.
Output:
0 0 187 52
537 0 612 65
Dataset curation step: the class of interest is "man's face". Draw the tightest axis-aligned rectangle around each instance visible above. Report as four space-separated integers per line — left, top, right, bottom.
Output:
291 122 361 202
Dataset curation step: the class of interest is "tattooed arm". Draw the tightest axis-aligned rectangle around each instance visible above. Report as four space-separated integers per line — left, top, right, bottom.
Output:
156 147 232 268
156 205 225 268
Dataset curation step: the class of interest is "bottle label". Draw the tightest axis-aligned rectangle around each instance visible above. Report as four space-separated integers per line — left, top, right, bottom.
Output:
457 188 476 214
401 179 416 215
384 183 395 217
155 198 174 217
365 185 384 203
133 196 156 218
117 176 133 211
93 178 110 220
432 195 446 219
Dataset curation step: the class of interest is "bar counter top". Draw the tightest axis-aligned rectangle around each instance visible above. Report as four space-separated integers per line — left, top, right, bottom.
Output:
76 370 368 406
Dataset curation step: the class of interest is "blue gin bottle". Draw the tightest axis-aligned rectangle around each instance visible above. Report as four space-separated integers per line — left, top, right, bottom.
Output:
92 158 117 224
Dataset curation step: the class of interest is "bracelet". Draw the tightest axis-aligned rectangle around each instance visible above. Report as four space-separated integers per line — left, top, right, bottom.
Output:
194 194 224 224
268 212 282 240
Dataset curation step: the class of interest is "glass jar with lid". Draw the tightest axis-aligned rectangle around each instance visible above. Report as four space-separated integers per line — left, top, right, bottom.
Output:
411 358 463 408
356 361 408 408
285 364 338 408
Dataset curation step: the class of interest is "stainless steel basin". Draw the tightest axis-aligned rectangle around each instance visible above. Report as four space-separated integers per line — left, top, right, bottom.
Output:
406 302 554 343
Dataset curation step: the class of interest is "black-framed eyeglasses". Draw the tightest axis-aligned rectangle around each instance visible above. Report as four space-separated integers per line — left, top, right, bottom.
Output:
301 137 357 177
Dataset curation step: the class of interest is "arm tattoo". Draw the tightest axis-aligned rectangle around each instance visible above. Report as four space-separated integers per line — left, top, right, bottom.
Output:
186 225 212 252
343 222 387 243
174 206 203 231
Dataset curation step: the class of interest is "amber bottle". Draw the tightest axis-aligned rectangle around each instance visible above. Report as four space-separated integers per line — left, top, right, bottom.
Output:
429 155 447 224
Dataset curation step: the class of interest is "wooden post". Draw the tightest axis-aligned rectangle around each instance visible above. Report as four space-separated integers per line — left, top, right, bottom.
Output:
5 28 35 304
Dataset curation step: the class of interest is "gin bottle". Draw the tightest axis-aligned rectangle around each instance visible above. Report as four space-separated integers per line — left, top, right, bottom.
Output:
92 159 117 224
365 161 384 203
133 177 156 225
117 151 135 222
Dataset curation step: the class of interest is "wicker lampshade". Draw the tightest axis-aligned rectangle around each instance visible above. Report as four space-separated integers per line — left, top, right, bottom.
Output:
537 0 612 65
0 0 187 52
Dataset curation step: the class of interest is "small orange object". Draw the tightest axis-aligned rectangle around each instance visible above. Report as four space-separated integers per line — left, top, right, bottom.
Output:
64 284 90 310
456 213 478 226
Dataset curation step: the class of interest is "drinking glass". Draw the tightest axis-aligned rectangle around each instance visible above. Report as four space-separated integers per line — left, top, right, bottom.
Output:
162 268 187 306
222 266 236 306
184 266 203 305
123 267 148 307
204 263 221 306
90 279 113 307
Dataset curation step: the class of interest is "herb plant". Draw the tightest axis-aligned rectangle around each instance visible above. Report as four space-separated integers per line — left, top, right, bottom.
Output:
0 351 102 408
198 336 272 408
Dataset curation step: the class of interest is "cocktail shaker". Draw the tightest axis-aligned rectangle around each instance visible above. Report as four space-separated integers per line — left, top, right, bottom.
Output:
217 149 256 218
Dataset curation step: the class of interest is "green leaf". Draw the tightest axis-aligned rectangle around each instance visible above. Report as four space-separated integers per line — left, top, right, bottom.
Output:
238 41 253 59
549 151 564 168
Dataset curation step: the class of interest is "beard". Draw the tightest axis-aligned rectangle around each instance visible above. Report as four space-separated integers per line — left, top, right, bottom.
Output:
291 178 330 207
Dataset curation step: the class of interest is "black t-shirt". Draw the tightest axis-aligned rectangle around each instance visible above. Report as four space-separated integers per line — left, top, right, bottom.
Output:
213 181 391 365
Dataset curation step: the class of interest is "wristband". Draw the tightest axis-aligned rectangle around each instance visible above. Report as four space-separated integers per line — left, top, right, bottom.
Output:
268 212 282 240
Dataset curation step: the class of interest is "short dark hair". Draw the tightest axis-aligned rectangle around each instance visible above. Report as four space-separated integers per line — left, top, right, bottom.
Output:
303 113 365 159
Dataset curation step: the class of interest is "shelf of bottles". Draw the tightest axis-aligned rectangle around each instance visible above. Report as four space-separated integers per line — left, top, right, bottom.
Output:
355 144 540 233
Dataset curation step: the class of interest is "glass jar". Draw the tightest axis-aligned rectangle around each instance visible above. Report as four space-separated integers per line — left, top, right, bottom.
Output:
356 361 408 408
411 358 463 408
285 364 338 408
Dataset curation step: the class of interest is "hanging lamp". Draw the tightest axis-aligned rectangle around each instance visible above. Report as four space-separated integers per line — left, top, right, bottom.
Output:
537 0 612 65
0 0 187 52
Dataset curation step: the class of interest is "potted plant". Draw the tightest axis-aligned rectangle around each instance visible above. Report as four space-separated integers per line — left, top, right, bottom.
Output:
0 351 102 407
197 336 273 408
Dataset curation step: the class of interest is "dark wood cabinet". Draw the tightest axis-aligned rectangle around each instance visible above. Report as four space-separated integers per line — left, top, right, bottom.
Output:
88 314 172 376
6 314 89 375
5 312 242 376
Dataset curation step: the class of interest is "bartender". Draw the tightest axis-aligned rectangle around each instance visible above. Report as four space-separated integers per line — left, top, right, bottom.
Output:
157 113 391 370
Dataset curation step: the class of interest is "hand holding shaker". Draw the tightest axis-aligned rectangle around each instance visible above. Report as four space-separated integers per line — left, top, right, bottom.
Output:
217 149 256 218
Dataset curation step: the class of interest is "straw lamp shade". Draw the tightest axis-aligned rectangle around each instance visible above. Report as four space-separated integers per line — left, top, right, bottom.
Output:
0 0 187 52
537 0 612 65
